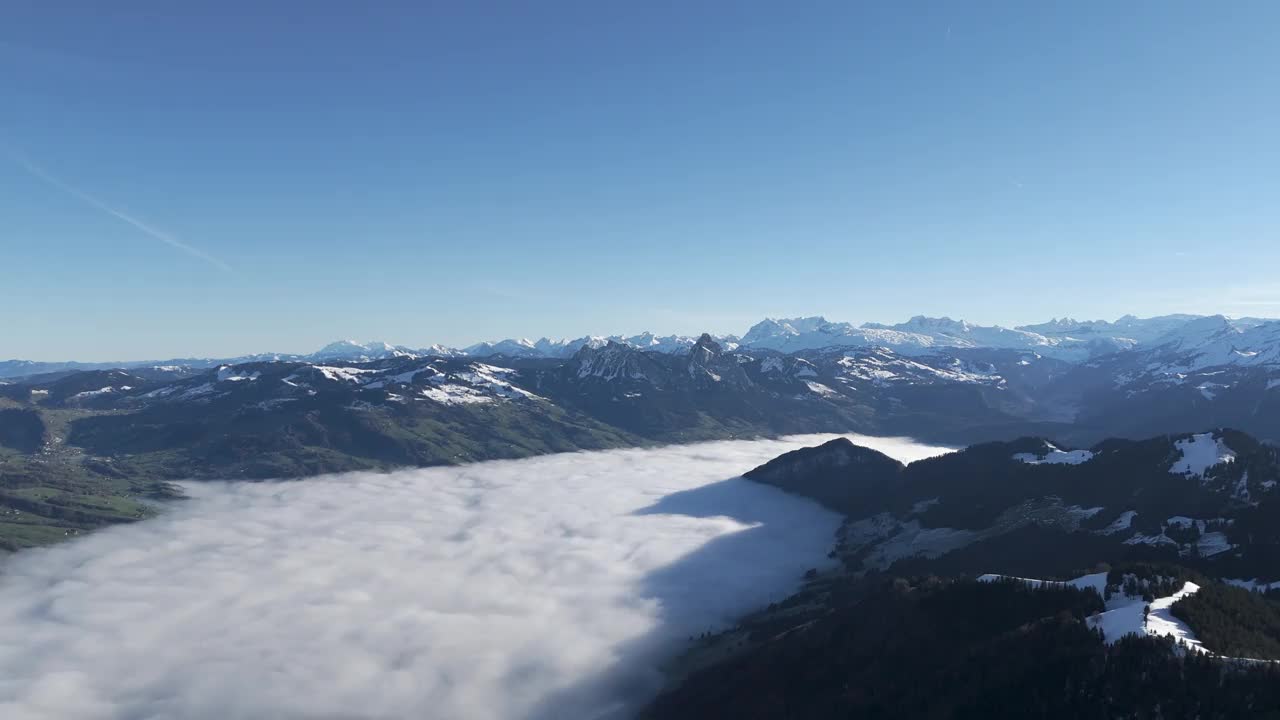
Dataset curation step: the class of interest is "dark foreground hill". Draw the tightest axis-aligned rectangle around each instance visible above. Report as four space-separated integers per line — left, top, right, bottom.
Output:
646 433 1280 718
644 576 1280 720
742 428 1280 580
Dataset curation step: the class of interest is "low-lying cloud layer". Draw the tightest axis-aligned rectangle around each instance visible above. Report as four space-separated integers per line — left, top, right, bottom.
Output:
0 434 949 720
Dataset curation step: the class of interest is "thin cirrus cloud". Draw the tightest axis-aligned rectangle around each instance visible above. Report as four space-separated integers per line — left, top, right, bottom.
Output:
2 146 234 273
0 433 950 720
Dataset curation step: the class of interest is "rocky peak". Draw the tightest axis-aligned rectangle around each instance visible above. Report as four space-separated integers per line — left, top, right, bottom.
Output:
902 315 973 334
571 341 658 383
684 333 753 387
691 333 722 359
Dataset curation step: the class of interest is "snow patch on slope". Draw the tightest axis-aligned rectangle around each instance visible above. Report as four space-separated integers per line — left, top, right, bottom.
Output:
313 366 379 383
456 364 543 401
1197 532 1233 557
1013 443 1095 466
216 366 260 382
419 385 494 405
1124 532 1179 547
69 386 127 400
804 381 838 397
1091 582 1206 653
1101 510 1138 534
983 572 1209 655
977 571 1108 596
1170 433 1236 478
841 515 977 570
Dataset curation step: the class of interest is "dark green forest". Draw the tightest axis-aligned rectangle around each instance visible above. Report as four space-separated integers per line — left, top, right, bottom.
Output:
645 577 1280 719
1172 582 1280 660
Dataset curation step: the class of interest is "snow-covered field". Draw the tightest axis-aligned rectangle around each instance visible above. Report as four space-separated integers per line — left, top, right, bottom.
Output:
978 571 1108 595
0 434 949 720
1170 432 1236 478
1090 581 1206 652
1013 443 1095 466
978 572 1205 652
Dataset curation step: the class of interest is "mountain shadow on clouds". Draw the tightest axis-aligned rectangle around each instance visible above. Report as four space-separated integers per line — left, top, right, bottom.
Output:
630 476 800 525
521 476 840 720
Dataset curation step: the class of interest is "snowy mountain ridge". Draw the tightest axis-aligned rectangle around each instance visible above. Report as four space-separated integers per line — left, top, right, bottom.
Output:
743 313 1280 362
4 313 1277 379
461 332 735 359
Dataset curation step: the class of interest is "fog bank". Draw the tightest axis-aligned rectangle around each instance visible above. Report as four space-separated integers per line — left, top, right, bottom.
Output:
0 434 950 720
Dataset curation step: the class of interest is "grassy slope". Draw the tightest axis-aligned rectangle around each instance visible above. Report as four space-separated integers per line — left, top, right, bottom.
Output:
0 399 178 551
0 454 172 552
0 395 639 552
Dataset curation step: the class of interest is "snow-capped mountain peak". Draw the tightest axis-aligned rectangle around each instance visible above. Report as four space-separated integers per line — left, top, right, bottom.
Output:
1024 317 1092 332
310 340 416 362
1152 315 1237 348
1132 315 1280 371
313 340 370 357
1019 314 1208 346
742 316 857 344
896 315 974 335
461 338 539 357
6 313 1278 382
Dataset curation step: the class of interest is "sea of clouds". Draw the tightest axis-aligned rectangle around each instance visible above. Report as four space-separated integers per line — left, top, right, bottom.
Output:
0 434 949 720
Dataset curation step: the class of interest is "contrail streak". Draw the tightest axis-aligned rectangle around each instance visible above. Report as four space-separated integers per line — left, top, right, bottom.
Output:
2 146 234 273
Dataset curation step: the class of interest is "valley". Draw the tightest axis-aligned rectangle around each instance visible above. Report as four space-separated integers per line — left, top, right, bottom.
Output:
3 314 1280 715
3 313 1279 552
0 433 936 720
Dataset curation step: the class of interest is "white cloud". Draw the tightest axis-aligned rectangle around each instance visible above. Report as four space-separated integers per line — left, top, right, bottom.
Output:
0 434 949 720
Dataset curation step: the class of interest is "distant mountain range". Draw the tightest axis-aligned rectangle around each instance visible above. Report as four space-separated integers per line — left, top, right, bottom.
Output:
0 333 735 379
4 313 1278 379
13 311 1278 450
4 322 1279 482
3 312 1279 552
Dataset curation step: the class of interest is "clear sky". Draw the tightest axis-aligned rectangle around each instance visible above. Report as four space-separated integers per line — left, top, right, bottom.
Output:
2 2 1278 361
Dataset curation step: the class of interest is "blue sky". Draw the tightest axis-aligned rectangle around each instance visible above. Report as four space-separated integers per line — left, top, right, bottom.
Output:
3 2 1278 361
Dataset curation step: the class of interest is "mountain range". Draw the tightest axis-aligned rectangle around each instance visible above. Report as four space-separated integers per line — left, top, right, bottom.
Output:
6 313 1277 378
3 312 1279 552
